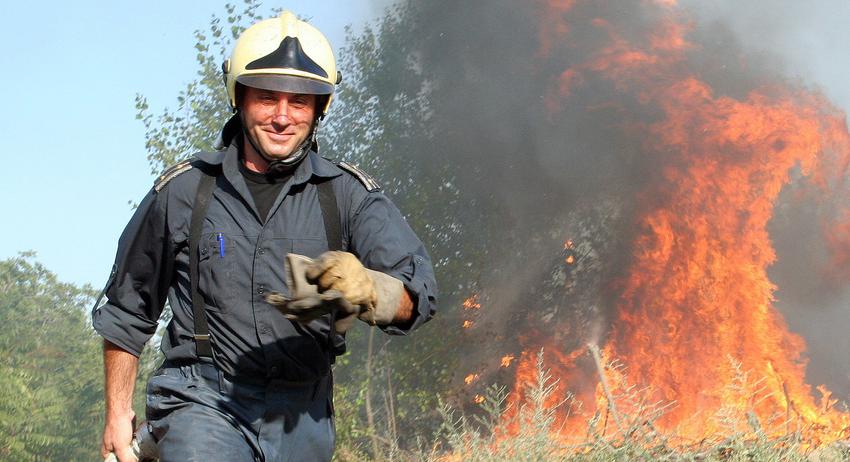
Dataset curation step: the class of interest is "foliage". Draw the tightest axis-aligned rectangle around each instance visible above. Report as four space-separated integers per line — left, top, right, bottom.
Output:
0 253 101 460
135 0 262 176
0 254 160 459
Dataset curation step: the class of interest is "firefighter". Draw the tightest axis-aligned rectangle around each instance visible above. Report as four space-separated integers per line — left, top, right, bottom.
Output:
94 11 437 461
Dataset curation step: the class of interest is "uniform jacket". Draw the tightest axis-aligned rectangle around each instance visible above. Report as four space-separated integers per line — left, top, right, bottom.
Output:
93 141 437 381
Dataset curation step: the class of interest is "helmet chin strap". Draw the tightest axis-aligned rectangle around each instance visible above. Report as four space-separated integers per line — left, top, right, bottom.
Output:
241 114 320 175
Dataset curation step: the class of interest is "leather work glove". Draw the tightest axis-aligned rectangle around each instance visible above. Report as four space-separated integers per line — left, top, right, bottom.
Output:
306 251 379 310
266 252 406 333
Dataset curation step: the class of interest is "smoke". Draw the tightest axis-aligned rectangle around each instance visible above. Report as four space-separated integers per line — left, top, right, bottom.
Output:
365 0 850 401
414 2 657 217
403 2 662 385
682 0 850 115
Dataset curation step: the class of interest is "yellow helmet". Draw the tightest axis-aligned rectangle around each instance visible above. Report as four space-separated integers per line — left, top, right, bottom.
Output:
223 11 341 116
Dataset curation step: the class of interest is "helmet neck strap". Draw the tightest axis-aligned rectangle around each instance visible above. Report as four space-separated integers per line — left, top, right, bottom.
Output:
239 112 321 174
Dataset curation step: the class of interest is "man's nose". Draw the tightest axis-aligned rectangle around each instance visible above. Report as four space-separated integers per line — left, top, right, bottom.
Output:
271 100 290 125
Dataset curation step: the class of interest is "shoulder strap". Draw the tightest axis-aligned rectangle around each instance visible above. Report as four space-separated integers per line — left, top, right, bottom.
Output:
189 169 217 359
316 179 344 359
316 180 342 251
154 159 193 192
337 161 381 192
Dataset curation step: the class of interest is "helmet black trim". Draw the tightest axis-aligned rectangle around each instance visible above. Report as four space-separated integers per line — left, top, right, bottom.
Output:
246 36 328 78
236 74 334 96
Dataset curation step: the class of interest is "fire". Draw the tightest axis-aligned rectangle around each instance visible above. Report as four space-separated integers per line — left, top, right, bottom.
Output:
461 294 481 329
464 373 480 385
563 239 578 265
499 0 850 447
604 77 850 441
462 294 481 310
501 355 515 368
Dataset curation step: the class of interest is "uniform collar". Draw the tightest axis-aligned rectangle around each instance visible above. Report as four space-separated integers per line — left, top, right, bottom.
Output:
195 149 226 166
292 150 343 186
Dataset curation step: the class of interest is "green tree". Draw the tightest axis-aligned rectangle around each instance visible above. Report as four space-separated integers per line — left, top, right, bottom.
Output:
136 0 261 176
0 253 101 460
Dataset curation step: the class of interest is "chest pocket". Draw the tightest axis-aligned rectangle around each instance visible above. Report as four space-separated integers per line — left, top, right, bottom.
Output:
292 238 330 259
198 232 239 312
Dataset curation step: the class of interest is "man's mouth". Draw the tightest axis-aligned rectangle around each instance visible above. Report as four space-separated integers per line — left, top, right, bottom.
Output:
265 130 295 142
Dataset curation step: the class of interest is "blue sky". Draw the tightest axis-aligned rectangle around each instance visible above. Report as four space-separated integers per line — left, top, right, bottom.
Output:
0 1 383 288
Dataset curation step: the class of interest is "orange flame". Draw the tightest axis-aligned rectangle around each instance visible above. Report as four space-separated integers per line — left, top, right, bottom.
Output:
602 76 850 441
501 355 516 368
463 294 481 310
503 0 850 447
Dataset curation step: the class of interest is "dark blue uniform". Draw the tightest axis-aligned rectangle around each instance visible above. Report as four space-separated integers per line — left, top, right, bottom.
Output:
93 140 437 461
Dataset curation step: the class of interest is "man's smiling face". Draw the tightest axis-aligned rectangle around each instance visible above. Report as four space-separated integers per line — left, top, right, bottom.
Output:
240 85 317 161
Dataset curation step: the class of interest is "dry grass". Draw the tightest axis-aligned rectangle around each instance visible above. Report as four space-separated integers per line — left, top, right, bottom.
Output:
335 350 850 462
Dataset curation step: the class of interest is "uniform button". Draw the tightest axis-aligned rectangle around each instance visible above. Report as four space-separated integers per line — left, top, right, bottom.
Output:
258 248 266 255
257 284 265 294
259 324 270 335
201 247 208 255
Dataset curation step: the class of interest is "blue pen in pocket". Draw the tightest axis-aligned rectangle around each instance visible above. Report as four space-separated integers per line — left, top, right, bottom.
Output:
216 233 225 258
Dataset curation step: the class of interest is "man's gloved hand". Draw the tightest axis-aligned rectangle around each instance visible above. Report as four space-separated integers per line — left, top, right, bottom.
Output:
266 252 406 332
305 251 378 310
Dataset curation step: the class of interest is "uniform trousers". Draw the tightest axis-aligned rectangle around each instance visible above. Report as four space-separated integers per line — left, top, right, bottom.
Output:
146 361 335 462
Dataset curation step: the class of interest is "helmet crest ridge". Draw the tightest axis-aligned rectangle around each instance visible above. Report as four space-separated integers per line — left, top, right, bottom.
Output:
245 36 328 78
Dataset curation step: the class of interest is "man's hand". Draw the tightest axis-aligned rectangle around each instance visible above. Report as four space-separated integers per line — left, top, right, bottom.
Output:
305 251 377 309
101 411 137 462
267 252 411 332
265 252 361 332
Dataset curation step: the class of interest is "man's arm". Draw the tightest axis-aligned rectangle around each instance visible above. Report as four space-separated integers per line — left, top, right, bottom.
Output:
268 178 437 332
348 192 438 333
93 184 176 460
101 340 139 462
393 290 414 324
